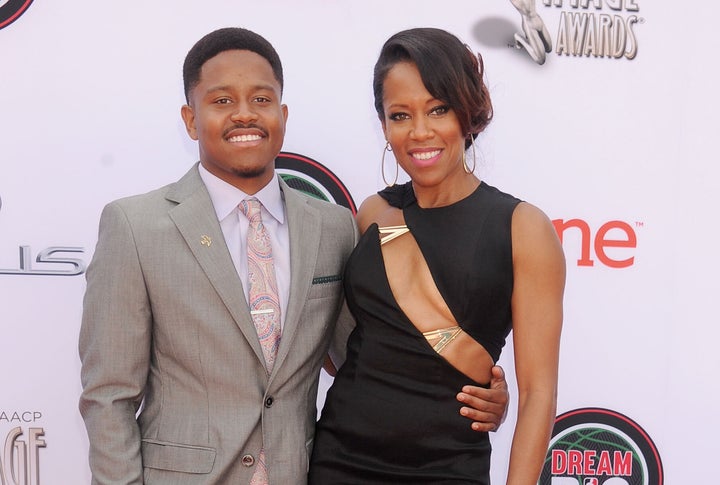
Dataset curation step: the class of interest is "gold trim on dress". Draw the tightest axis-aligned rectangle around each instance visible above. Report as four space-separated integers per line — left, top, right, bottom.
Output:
422 326 463 354
378 225 410 245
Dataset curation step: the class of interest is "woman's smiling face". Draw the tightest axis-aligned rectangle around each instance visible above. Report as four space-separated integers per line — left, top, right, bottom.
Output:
380 61 466 191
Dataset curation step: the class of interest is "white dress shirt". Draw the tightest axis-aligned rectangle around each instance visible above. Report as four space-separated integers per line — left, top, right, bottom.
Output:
198 164 290 329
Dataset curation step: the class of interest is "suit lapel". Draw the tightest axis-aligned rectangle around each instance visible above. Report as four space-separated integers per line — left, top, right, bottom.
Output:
167 165 267 366
272 177 321 375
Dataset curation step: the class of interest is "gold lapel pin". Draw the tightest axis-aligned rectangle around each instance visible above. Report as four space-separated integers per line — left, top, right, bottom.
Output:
200 235 212 247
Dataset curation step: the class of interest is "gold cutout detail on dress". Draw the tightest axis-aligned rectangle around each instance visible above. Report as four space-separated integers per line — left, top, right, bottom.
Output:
422 326 463 354
376 217 494 384
378 225 410 245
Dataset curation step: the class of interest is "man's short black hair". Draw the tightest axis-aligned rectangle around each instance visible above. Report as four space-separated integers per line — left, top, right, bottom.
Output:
183 27 284 103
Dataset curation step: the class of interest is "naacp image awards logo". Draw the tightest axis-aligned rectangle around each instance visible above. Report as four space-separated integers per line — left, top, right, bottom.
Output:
507 0 643 64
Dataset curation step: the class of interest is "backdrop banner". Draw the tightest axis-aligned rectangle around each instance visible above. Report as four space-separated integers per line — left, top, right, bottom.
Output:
2 1 718 483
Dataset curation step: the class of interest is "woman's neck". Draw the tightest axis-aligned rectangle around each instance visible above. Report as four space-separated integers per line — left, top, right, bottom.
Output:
412 174 481 209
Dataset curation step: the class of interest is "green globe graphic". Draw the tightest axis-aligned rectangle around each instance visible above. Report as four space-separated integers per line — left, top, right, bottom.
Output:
540 426 645 484
279 174 328 201
539 409 662 485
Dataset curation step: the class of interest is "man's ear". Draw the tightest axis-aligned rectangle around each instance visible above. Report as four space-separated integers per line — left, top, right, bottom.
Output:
281 103 289 130
180 104 198 140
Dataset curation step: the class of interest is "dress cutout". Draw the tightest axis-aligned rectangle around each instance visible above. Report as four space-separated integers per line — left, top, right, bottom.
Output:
309 182 521 484
379 222 467 359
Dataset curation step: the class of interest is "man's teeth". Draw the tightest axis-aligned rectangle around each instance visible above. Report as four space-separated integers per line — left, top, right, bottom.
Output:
228 134 262 142
414 150 441 160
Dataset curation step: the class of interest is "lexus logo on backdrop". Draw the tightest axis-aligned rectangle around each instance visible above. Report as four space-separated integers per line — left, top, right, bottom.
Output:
0 194 87 276
0 0 34 30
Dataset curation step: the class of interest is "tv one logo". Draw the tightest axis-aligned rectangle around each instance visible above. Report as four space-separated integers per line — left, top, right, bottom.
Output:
552 219 638 268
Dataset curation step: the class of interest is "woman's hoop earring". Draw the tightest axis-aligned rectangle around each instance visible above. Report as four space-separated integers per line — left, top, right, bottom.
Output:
381 142 398 186
464 135 477 174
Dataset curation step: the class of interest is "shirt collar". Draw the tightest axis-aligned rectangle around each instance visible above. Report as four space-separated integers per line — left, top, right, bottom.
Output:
198 163 285 224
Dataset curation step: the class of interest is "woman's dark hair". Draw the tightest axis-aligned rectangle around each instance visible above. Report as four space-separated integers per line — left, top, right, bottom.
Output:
373 27 493 148
183 27 284 103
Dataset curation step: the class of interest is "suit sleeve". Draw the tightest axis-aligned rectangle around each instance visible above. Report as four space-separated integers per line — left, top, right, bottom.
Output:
79 201 151 485
327 210 359 369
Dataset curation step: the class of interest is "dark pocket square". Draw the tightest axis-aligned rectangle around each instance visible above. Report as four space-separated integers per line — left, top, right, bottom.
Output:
312 275 342 284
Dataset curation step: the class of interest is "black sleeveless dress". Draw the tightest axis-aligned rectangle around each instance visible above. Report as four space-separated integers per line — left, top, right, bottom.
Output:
309 182 521 484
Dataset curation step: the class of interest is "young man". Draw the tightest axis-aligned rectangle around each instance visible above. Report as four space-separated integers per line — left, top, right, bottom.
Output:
79 27 508 484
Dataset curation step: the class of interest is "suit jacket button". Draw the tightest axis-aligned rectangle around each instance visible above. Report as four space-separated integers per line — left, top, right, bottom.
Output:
265 396 274 407
241 454 255 467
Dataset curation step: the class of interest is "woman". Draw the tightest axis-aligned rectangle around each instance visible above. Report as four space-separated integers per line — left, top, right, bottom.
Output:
310 28 565 484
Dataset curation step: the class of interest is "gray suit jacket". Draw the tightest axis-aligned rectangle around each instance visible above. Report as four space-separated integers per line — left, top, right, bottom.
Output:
79 164 358 484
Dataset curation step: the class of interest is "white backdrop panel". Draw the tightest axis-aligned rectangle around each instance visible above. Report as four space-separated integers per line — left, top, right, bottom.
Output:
1 1 718 483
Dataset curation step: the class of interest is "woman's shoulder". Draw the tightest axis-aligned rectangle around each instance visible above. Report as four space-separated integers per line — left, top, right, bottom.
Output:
354 182 415 233
355 194 391 234
377 182 415 208
511 201 565 265
513 200 549 225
